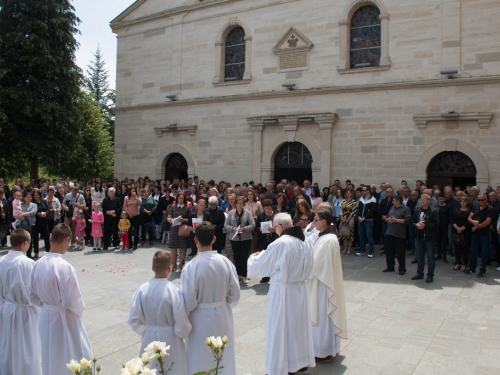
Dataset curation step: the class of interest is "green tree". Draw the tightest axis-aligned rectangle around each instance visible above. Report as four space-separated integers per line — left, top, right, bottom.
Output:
49 92 114 181
0 0 82 181
85 45 115 140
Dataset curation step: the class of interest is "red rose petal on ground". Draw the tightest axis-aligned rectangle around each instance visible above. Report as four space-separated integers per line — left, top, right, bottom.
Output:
82 269 85 272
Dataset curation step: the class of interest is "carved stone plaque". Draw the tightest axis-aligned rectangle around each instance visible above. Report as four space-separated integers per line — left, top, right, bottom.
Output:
279 53 308 70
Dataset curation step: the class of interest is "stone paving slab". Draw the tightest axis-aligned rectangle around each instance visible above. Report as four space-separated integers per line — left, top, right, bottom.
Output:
2 242 500 375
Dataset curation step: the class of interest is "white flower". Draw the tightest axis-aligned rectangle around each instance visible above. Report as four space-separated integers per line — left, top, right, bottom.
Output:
214 336 223 349
222 335 228 344
121 369 133 375
145 341 170 358
123 357 143 375
141 367 157 375
67 360 81 373
80 358 91 370
141 352 150 364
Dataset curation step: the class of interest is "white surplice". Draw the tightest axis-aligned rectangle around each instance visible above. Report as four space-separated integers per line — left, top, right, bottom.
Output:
30 253 93 375
127 278 191 375
306 232 348 359
247 228 316 375
0 251 41 375
181 251 240 375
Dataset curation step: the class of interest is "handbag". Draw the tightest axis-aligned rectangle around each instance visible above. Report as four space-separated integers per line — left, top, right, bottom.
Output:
178 224 190 237
339 223 350 237
451 234 465 246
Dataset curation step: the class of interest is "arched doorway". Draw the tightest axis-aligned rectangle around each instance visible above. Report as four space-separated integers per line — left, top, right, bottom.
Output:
165 153 188 182
427 151 477 190
274 142 313 183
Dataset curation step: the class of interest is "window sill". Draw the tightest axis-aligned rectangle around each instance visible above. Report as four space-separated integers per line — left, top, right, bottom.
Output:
212 78 251 87
337 65 390 74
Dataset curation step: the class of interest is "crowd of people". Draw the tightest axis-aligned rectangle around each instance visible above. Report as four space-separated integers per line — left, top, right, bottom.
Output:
1 175 500 282
2 173 500 374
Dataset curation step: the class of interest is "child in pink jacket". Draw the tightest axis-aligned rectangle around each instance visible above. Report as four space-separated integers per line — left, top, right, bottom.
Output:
72 210 86 250
89 202 104 252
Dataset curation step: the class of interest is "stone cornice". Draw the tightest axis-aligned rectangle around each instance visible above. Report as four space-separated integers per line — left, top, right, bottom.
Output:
413 112 494 129
110 0 300 32
154 125 197 137
114 76 500 112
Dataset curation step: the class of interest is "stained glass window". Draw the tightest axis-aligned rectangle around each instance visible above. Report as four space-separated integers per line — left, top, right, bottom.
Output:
274 143 313 166
350 5 381 68
427 152 476 175
166 153 188 169
225 27 246 81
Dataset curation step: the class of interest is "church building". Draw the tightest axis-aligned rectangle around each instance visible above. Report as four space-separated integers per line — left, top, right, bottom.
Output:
110 0 500 189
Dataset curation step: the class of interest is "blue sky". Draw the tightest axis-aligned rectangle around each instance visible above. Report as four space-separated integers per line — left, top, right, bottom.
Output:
73 0 135 90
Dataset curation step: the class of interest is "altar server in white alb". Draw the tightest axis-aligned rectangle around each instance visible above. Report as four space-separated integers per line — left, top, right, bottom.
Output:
306 209 347 362
0 229 41 375
248 213 315 375
30 224 93 375
181 222 240 375
127 250 191 374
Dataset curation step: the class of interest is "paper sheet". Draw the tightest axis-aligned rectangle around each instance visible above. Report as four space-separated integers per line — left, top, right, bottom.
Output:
260 221 272 234
192 218 202 229
172 216 183 227
231 225 241 240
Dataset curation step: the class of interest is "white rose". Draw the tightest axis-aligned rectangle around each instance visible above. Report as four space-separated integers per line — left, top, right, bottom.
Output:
124 357 143 375
214 336 223 349
67 360 81 373
141 367 157 375
121 369 133 375
141 352 150 364
222 335 228 344
145 341 169 358
80 358 91 370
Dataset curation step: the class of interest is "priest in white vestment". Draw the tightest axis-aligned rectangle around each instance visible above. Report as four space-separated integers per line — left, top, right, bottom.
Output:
248 213 315 375
127 250 191 375
30 224 93 375
306 209 348 361
0 229 41 375
181 222 240 375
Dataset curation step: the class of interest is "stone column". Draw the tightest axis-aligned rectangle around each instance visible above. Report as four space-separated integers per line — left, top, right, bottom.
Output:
336 21 348 71
247 119 264 183
379 13 391 67
440 0 461 71
243 35 253 80
212 42 223 83
315 114 338 188
171 13 187 91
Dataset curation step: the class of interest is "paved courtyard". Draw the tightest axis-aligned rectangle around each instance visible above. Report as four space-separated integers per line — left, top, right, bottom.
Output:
2 242 500 375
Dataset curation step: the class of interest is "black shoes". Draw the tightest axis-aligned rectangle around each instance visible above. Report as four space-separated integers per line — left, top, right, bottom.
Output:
477 271 486 278
382 268 394 272
380 251 386 255
411 259 417 264
435 255 442 261
425 275 433 283
399 271 406 276
260 277 270 283
442 258 449 264
411 274 423 280
464 268 474 275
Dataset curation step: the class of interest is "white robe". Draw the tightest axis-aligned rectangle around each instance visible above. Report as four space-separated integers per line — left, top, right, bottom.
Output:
306 232 348 359
127 278 191 375
0 251 41 375
247 231 316 375
30 253 93 375
181 251 240 375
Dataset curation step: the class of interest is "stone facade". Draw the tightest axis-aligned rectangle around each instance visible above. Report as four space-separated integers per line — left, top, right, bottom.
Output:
111 0 500 189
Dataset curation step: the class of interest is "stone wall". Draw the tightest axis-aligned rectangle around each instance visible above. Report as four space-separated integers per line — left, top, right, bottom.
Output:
112 0 500 188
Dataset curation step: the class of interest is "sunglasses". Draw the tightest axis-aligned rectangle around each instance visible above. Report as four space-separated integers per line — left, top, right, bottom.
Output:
477 199 487 202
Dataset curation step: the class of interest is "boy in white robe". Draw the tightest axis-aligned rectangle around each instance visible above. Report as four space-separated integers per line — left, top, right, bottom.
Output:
0 229 41 375
181 221 240 375
306 209 348 361
248 213 316 375
30 224 93 375
127 250 191 374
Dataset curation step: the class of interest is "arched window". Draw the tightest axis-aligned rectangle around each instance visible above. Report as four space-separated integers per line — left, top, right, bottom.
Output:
224 27 246 81
274 142 313 183
337 0 390 73
213 20 253 86
350 5 381 68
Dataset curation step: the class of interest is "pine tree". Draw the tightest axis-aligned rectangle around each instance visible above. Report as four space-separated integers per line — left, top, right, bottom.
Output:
49 92 114 180
85 45 115 140
0 0 82 180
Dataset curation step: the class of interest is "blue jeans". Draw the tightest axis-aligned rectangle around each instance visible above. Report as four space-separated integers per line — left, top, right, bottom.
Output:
469 234 490 273
408 224 415 252
358 219 374 255
416 239 435 277
381 221 388 247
